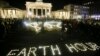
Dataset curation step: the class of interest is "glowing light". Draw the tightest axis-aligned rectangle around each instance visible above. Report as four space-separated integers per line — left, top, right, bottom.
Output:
91 15 100 20
85 42 100 51
39 46 49 56
44 21 62 31
6 42 100 56
23 21 29 27
23 21 42 33
36 0 43 2
74 43 87 51
17 48 26 56
7 49 19 56
65 44 79 53
23 20 62 33
28 11 32 16
64 28 68 32
27 47 37 56
44 22 53 31
51 45 61 55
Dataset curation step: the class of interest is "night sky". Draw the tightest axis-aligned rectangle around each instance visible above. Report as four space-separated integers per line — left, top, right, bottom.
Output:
3 0 100 10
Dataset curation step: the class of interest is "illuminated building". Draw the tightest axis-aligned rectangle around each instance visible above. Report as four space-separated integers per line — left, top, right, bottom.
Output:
26 0 52 18
0 0 52 19
64 4 89 19
90 15 100 20
0 1 90 20
51 10 70 19
0 1 26 19
0 8 26 19
51 4 89 20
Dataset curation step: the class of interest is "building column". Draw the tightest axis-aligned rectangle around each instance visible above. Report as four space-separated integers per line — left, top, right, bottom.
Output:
41 9 43 17
32 8 34 18
45 8 47 17
36 9 38 17
27 8 30 18
48 8 51 17
2 9 5 18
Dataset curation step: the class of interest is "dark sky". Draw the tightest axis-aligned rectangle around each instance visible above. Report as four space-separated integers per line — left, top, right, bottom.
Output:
3 0 99 10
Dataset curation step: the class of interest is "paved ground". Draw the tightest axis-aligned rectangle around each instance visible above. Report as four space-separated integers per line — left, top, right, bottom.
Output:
0 20 100 56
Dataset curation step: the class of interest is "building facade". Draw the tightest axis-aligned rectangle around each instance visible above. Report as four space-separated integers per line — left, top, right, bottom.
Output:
26 0 52 18
64 4 89 19
0 8 26 19
51 10 70 19
0 1 26 19
51 4 89 20
0 0 90 20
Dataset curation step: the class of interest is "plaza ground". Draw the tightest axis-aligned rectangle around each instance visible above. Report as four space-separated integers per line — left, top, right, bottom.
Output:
0 19 100 56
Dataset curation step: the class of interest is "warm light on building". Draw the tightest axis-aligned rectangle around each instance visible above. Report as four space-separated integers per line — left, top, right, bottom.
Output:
51 10 70 19
26 0 52 18
64 4 89 19
0 8 26 19
51 4 89 20
0 0 90 20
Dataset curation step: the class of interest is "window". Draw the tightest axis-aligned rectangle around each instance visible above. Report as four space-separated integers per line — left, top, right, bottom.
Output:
34 9 36 15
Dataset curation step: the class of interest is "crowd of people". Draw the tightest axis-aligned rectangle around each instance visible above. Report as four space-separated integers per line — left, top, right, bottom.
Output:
0 19 100 41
